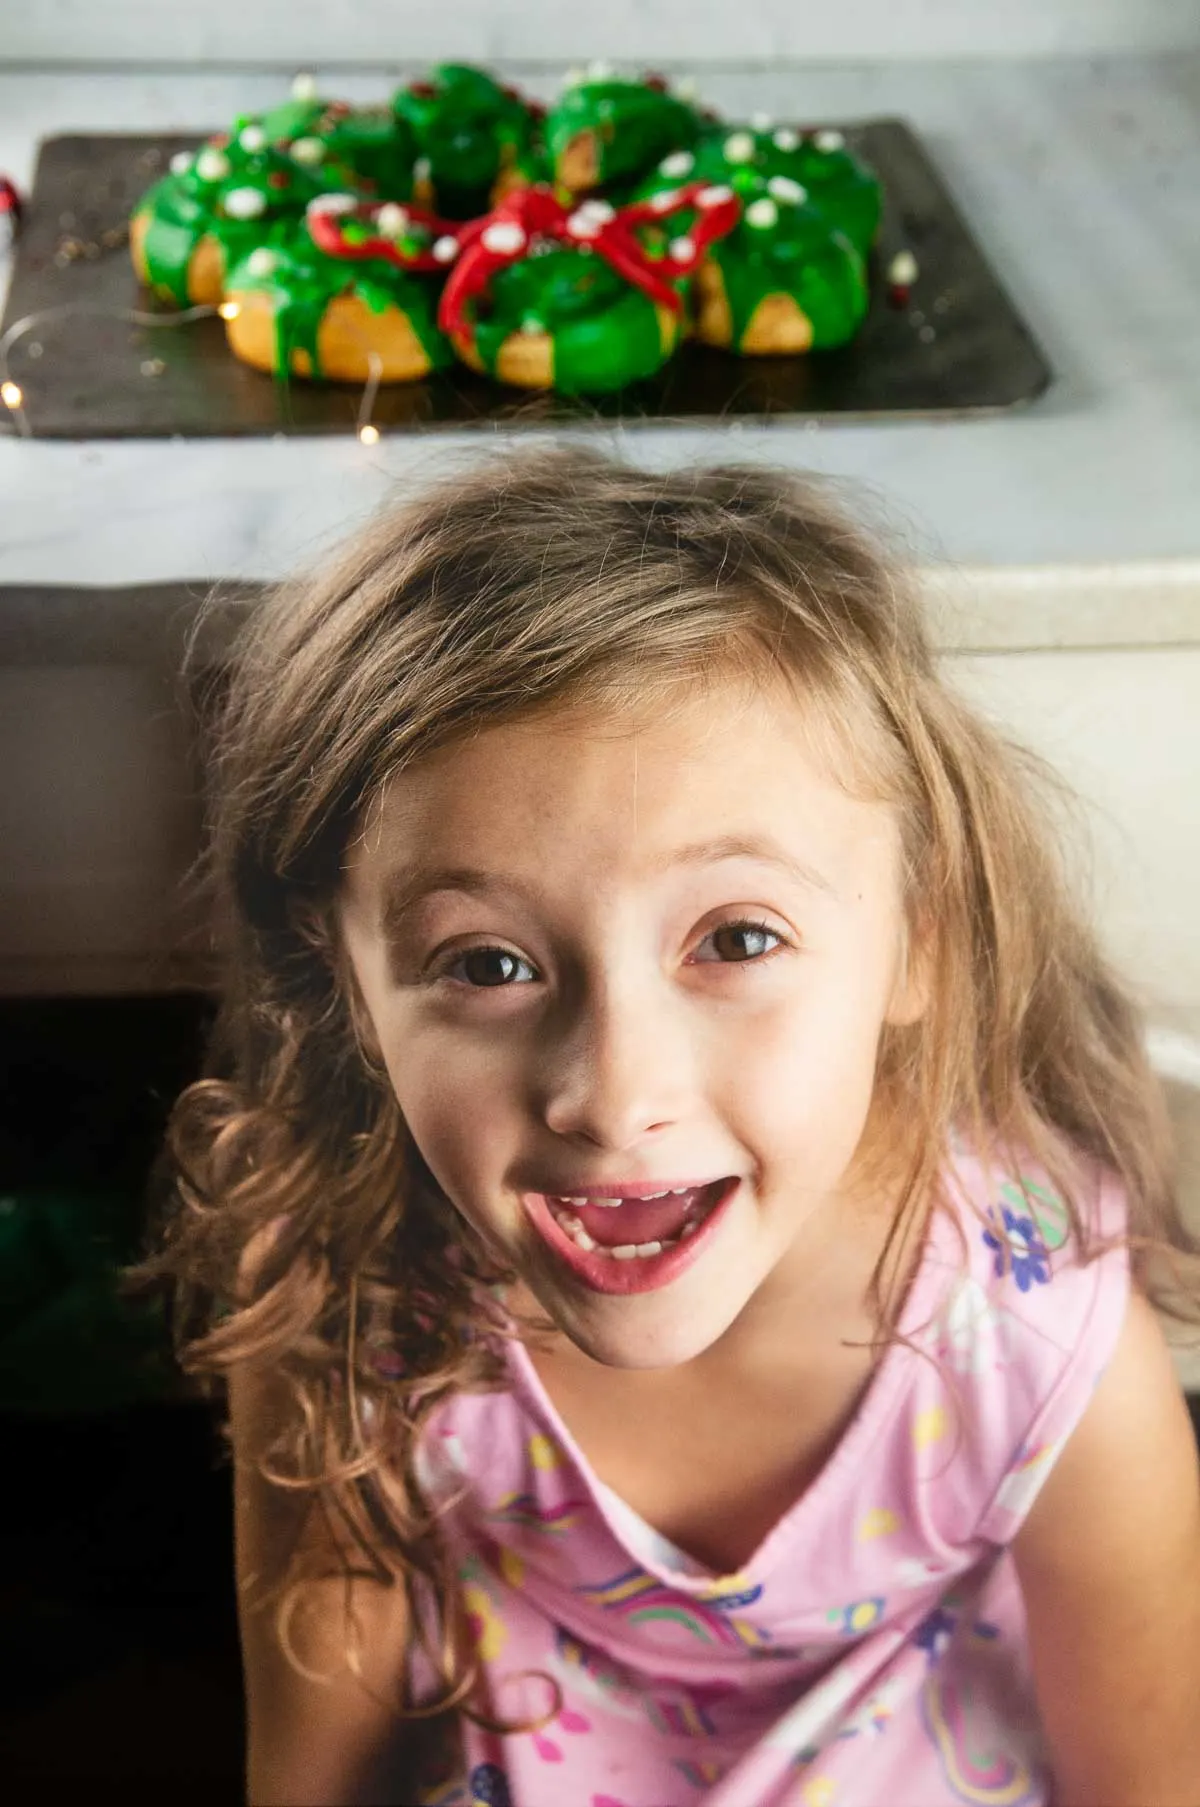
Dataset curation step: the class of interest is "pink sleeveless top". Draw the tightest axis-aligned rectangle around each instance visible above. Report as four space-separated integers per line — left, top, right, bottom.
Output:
409 1147 1129 1807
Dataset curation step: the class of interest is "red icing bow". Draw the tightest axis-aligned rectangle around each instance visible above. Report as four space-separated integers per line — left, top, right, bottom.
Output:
437 181 741 346
305 197 465 272
0 176 23 251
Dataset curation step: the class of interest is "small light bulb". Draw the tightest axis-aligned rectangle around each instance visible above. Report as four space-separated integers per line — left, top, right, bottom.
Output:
1 380 23 408
217 300 241 321
358 423 381 446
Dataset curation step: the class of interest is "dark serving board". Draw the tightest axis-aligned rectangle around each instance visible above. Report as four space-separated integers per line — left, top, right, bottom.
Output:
0 123 1050 437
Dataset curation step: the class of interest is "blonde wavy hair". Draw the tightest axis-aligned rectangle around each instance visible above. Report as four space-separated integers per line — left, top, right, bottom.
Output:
145 443 1194 1729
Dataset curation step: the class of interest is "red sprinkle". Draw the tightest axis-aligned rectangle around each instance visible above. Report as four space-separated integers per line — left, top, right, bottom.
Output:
267 171 290 189
887 283 911 309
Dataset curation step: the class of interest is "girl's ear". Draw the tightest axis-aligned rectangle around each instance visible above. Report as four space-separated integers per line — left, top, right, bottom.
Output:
886 906 933 1028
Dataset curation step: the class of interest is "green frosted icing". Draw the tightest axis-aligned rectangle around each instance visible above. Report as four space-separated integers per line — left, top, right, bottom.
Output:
713 218 868 348
544 76 702 190
632 121 881 350
392 63 542 219
259 97 417 198
224 222 455 381
132 108 420 306
473 245 671 394
134 129 328 305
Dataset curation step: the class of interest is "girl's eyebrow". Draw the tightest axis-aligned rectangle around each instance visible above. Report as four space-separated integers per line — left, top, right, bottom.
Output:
378 835 838 934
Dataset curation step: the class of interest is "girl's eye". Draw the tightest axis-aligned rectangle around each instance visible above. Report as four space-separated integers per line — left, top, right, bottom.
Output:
442 946 536 988
694 919 785 964
435 918 786 989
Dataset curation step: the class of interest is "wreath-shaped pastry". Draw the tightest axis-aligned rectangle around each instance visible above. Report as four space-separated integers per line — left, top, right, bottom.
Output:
436 182 739 393
131 121 328 307
258 82 418 200
542 67 705 196
635 123 882 353
222 196 460 382
392 63 543 220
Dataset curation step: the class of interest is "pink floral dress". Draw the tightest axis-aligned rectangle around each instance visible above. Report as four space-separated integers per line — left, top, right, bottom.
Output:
408 1148 1129 1807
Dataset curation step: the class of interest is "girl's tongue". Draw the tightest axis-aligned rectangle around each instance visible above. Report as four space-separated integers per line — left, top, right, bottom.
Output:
553 1186 712 1247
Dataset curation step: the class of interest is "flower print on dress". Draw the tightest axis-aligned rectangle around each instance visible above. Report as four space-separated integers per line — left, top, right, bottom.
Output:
914 1601 1004 1669
982 1206 1051 1292
914 1604 958 1665
825 1596 886 1637
468 1763 514 1807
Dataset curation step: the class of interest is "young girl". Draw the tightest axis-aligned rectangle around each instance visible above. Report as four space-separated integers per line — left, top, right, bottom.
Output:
156 446 1200 1807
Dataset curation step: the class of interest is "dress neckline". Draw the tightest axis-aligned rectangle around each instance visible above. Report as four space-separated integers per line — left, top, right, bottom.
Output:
502 1180 959 1584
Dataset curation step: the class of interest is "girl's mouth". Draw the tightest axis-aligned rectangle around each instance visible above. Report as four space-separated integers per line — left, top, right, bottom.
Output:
521 1178 740 1295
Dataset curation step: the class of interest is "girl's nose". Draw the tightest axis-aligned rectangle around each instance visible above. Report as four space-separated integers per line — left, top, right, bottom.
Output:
538 986 694 1151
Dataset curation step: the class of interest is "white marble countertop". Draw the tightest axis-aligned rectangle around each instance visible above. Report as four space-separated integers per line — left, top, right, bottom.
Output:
1 56 1198 612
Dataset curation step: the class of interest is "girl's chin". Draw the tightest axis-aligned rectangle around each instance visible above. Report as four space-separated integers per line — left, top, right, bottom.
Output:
524 1277 754 1372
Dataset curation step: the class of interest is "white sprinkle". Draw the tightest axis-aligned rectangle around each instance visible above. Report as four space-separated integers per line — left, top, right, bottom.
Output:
586 58 614 81
745 196 779 229
289 136 325 166
668 235 696 262
658 150 694 179
674 76 699 101
375 202 409 239
772 127 800 152
567 210 602 240
238 124 267 153
814 128 845 152
432 234 460 263
767 174 807 204
195 147 231 183
245 247 278 277
169 151 193 176
291 72 319 102
888 248 919 285
222 185 268 220
751 110 773 130
306 191 358 215
723 131 756 164
649 187 681 213
413 155 432 183
576 198 616 224
481 220 527 254
697 184 734 207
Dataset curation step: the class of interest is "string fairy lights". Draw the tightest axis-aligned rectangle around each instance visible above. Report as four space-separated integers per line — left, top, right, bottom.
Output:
0 297 389 444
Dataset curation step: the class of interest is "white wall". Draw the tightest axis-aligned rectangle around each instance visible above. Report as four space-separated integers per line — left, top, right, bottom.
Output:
5 0 1199 66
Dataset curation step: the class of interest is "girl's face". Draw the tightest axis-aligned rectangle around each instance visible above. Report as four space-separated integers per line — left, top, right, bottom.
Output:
338 676 924 1370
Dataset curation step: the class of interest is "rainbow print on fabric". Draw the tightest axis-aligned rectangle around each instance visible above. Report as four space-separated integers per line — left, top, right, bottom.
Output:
575 1566 769 1649
488 1489 592 1534
921 1675 1041 1805
644 1691 721 1739
674 1755 727 1788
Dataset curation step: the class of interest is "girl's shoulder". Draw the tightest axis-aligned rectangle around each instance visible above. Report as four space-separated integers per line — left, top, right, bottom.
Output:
910 1138 1132 1544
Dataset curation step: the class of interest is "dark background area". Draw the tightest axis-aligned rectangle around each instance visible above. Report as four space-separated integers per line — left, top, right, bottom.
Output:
1 993 243 1800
